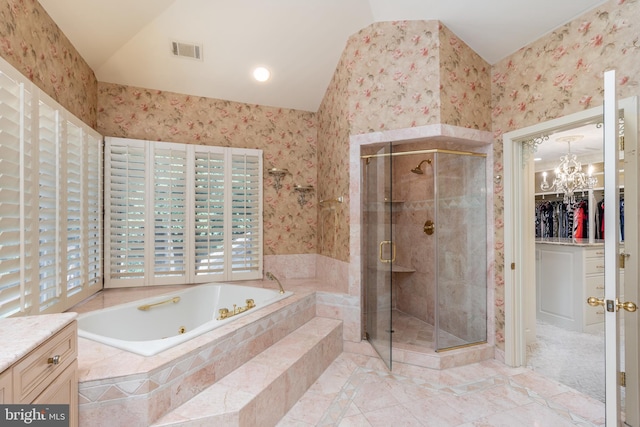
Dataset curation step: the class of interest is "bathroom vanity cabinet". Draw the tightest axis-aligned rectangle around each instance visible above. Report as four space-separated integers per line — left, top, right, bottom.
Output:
0 313 78 427
536 240 623 333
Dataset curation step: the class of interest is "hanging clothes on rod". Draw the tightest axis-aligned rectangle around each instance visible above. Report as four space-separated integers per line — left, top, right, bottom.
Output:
535 198 589 239
596 195 625 241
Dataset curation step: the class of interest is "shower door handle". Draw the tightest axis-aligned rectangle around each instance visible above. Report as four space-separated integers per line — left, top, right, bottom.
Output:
379 240 396 263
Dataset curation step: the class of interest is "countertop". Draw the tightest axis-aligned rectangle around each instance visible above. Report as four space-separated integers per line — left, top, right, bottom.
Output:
535 237 605 247
0 312 77 373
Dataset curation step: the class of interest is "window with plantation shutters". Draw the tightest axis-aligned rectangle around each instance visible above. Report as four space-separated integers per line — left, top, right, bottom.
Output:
0 56 103 318
105 137 263 287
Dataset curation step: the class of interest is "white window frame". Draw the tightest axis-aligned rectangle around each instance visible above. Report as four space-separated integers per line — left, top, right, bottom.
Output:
104 137 263 287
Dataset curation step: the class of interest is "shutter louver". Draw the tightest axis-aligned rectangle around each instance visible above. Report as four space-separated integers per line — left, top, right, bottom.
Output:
153 145 187 279
194 149 225 277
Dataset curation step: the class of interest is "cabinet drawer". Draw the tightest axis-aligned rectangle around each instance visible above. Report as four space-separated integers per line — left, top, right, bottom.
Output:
586 276 605 296
585 259 605 275
585 305 605 325
13 321 77 403
586 248 606 259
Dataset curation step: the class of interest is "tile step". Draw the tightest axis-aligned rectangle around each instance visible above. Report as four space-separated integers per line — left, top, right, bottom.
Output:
151 316 343 427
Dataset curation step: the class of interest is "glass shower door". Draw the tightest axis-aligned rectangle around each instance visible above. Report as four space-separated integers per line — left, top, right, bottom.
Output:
435 151 487 351
362 144 393 369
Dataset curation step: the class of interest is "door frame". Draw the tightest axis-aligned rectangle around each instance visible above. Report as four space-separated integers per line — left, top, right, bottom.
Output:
503 96 638 423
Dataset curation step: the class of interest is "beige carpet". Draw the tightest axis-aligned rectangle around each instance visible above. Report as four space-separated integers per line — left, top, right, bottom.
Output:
526 320 606 402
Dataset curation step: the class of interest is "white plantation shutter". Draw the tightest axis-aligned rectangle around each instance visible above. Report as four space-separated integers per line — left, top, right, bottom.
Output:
86 132 102 289
0 56 103 318
66 121 83 297
152 144 188 282
0 70 30 316
194 148 226 279
105 137 262 287
105 139 147 286
229 151 262 279
37 100 60 311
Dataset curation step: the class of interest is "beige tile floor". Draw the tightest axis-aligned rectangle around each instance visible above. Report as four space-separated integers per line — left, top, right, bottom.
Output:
278 350 605 426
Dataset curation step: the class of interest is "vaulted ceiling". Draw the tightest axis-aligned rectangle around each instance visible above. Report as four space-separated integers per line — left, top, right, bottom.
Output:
39 0 606 112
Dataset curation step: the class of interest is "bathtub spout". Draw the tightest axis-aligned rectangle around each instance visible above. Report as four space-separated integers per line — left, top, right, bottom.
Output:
266 272 285 294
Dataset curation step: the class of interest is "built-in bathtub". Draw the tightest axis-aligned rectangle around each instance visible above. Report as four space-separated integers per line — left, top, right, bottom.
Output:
77 283 293 356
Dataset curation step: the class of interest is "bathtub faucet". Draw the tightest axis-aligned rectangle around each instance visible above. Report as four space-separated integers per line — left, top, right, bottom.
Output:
266 272 285 294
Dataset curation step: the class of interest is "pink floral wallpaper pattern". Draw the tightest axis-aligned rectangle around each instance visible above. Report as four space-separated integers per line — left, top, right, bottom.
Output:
0 0 97 127
97 82 318 256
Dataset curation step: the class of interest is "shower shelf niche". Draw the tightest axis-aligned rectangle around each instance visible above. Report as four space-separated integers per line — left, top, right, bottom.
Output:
392 265 415 273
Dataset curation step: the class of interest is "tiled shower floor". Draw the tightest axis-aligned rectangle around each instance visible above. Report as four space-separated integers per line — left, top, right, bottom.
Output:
392 309 467 350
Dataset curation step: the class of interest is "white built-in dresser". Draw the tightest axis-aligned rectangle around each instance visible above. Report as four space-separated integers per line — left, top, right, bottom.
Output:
0 313 78 427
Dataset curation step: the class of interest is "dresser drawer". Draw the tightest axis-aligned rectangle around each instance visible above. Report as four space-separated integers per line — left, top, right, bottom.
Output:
585 259 605 275
13 321 77 403
585 305 605 325
585 276 605 296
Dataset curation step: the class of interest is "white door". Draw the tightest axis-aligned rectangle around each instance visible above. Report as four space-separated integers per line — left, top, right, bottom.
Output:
502 77 639 425
598 70 638 425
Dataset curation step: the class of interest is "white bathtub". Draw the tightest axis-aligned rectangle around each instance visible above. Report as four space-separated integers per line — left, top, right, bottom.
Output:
77 284 292 356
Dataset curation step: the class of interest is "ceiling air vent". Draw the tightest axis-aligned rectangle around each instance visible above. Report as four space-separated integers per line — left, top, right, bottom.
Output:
171 40 202 60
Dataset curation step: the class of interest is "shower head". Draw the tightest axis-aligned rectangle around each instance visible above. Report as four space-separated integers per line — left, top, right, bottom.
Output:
411 159 431 174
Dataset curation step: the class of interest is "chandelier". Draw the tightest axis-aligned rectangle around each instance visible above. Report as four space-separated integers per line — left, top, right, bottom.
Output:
540 136 597 204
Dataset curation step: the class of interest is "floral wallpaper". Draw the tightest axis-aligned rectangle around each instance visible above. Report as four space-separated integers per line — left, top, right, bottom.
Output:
316 20 491 262
97 82 318 256
3 0 637 353
0 0 97 127
491 0 640 348
438 24 492 131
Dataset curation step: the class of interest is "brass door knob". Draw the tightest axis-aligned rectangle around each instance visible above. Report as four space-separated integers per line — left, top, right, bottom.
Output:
618 300 637 312
587 296 604 307
587 296 637 313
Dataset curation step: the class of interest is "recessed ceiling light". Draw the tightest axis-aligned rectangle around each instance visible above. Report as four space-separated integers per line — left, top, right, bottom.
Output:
253 67 270 82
